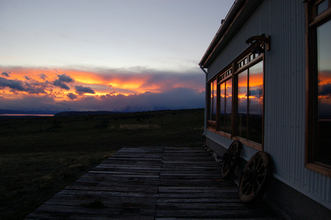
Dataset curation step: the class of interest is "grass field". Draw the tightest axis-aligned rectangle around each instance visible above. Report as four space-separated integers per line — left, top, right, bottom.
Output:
0 109 205 220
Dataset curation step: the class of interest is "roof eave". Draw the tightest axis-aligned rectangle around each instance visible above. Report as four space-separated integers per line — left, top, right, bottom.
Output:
199 0 262 68
199 0 241 68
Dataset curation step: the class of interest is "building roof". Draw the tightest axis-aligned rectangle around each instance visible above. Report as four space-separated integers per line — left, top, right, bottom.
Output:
199 0 262 68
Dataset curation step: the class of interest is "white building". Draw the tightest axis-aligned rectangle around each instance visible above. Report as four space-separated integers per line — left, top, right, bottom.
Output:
199 0 331 219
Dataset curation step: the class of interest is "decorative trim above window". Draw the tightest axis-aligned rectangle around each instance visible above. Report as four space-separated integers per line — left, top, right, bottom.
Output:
207 41 265 151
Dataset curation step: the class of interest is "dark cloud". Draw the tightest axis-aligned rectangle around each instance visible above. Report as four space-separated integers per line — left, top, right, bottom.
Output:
247 88 263 98
0 66 206 112
75 85 95 95
1 72 10 77
0 86 204 113
67 93 78 100
63 87 204 112
0 94 59 112
94 66 205 92
319 83 331 97
24 82 47 94
39 73 48 80
57 73 74 83
54 80 70 90
0 77 26 91
0 77 47 94
100 94 112 100
53 73 74 90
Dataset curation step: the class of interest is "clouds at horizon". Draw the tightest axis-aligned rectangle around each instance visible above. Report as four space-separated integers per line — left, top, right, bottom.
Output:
75 85 95 95
0 76 48 94
1 72 10 77
53 73 75 90
0 66 205 112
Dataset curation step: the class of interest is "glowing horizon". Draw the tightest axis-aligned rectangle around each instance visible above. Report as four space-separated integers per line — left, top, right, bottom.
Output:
0 66 205 112
0 0 235 112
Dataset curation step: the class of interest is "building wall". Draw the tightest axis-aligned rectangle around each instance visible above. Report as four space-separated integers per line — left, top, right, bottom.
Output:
206 0 331 210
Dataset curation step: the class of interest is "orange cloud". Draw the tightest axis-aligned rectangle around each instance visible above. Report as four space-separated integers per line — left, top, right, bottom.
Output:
0 66 204 105
249 72 263 87
319 71 331 85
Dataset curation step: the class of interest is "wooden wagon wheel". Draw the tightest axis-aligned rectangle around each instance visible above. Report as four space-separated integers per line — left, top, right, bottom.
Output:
221 140 242 178
239 151 273 203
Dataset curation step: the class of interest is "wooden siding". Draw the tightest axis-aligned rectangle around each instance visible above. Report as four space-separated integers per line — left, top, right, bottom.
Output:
204 0 331 210
26 147 280 219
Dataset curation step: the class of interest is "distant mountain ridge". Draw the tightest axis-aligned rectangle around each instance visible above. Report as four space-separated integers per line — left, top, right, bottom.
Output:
0 109 121 117
0 107 203 117
0 109 58 115
0 106 169 116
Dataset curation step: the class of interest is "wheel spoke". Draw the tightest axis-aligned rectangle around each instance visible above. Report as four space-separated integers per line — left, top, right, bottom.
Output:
255 179 262 188
239 151 273 203
223 163 230 170
221 140 242 178
242 183 249 194
246 167 254 173
252 182 258 193
257 172 266 179
247 184 253 195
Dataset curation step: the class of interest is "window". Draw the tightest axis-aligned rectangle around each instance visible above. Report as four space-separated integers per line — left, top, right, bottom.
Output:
207 78 217 130
219 69 233 134
237 61 263 144
207 46 264 149
306 0 331 176
209 79 217 121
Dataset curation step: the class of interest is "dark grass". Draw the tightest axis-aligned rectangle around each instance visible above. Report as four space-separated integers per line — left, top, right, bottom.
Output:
0 108 205 220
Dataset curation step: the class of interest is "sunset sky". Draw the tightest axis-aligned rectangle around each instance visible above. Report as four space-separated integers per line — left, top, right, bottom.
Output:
0 0 234 113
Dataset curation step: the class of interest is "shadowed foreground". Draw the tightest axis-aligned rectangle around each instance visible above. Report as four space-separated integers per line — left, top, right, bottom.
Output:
26 147 280 219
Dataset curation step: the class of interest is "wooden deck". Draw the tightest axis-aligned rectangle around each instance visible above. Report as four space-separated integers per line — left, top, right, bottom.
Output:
26 147 280 219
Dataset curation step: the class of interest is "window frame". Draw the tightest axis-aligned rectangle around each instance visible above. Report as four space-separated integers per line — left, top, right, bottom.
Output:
234 55 264 151
207 78 218 130
217 67 233 139
305 0 331 176
206 44 265 150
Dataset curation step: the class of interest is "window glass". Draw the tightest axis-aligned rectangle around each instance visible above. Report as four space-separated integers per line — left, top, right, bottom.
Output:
316 20 331 165
238 70 248 138
206 45 263 146
248 61 264 143
210 79 217 121
220 82 225 130
225 78 232 133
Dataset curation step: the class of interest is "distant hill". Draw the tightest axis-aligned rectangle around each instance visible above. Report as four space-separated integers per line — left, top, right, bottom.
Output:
1 108 204 117
0 109 58 115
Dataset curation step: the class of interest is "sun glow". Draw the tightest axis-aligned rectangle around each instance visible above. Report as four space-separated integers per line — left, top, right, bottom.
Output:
0 67 202 106
109 81 143 90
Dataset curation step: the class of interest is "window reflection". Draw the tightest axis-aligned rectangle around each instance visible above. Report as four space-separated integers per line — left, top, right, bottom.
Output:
248 61 263 143
316 20 331 165
236 61 263 144
210 79 217 121
220 82 225 131
207 53 263 145
219 79 232 134
225 79 232 133
238 70 248 138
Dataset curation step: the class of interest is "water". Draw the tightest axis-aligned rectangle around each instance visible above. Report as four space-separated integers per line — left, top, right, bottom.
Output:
0 114 54 117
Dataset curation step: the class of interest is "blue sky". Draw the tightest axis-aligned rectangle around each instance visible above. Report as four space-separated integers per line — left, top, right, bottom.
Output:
0 0 234 112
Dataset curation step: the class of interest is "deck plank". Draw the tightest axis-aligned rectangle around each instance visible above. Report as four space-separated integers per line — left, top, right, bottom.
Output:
25 147 280 219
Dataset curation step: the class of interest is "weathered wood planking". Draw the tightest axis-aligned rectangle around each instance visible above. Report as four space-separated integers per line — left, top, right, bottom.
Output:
25 147 280 219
